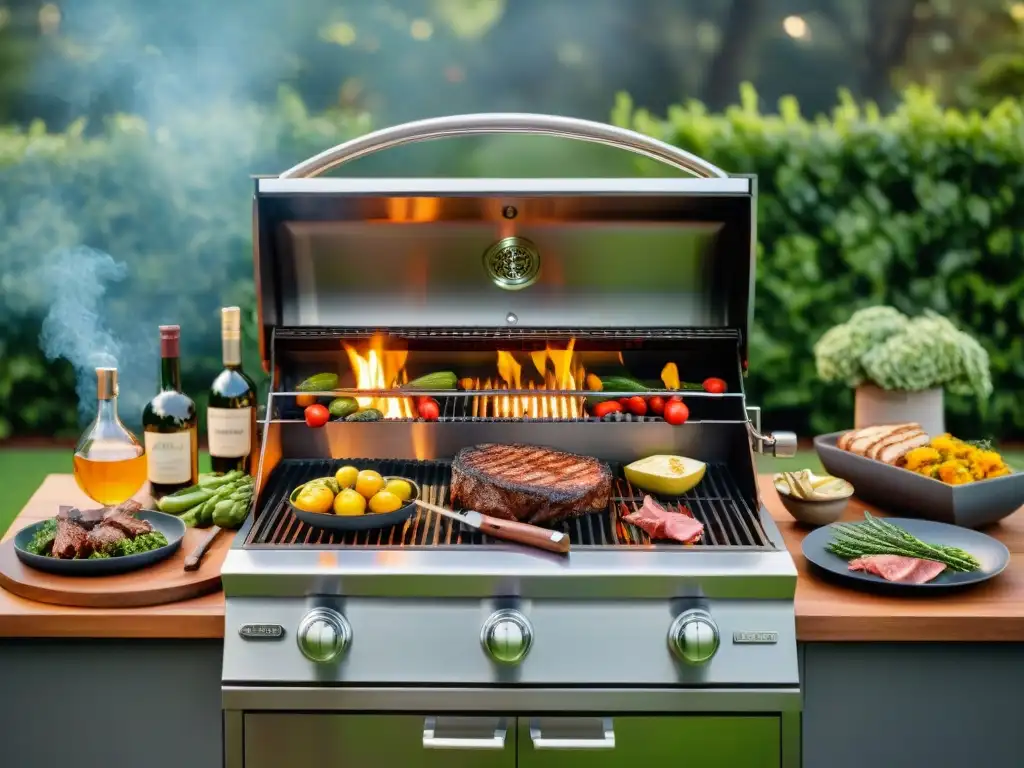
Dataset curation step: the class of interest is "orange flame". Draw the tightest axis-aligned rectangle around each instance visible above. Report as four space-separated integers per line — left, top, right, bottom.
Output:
343 335 414 419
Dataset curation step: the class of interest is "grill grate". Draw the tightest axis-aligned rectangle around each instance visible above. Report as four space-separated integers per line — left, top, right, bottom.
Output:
275 327 740 342
246 458 773 550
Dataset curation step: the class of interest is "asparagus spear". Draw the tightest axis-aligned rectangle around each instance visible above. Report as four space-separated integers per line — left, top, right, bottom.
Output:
826 512 981 572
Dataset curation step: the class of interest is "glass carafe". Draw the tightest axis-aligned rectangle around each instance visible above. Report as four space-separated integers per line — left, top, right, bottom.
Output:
73 367 148 506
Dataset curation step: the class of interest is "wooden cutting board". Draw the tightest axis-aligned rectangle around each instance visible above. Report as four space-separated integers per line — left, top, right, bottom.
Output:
0 524 230 609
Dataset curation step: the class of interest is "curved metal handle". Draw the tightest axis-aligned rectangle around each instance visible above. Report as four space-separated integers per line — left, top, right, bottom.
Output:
529 718 616 750
422 717 508 750
279 113 727 179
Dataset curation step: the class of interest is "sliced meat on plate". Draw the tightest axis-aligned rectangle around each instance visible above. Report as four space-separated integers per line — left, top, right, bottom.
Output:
848 555 946 584
623 496 704 544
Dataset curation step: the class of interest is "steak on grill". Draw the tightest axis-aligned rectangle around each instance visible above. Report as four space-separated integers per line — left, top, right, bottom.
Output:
451 443 612 525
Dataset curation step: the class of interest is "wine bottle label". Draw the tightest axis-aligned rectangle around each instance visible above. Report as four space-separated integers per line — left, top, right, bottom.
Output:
144 431 194 484
208 407 252 458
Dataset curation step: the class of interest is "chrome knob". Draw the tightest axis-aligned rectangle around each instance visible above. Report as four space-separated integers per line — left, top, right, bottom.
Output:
481 609 533 665
297 608 351 663
668 609 720 665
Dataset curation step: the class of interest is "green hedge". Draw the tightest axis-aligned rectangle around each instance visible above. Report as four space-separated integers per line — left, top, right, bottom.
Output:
1 86 1022 440
613 86 1024 439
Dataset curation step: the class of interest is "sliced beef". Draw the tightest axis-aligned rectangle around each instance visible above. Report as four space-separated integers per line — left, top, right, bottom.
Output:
51 518 92 559
848 555 946 584
451 443 612 525
623 496 704 544
87 524 128 554
102 512 152 538
58 505 106 530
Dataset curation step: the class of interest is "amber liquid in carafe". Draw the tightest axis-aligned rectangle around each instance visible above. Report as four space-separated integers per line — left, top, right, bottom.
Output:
73 449 148 507
73 367 148 506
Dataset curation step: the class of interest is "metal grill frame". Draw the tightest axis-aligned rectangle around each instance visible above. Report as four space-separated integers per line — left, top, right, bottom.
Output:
245 457 774 551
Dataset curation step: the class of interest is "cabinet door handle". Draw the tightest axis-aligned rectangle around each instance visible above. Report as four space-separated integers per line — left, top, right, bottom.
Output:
529 718 616 750
422 717 508 750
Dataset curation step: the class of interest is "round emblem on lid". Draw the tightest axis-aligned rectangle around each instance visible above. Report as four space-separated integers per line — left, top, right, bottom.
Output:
483 237 540 290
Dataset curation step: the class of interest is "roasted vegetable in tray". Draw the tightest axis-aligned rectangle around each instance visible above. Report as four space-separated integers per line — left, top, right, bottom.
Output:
156 470 254 529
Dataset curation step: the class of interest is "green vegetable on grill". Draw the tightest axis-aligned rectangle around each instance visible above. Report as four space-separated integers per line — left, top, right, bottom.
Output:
826 512 981 572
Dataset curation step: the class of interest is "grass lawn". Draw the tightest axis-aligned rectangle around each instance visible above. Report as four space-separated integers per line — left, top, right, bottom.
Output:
1 447 1020 537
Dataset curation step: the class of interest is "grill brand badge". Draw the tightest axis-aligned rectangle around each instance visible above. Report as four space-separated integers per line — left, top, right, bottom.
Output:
483 236 541 290
239 624 285 640
732 631 779 645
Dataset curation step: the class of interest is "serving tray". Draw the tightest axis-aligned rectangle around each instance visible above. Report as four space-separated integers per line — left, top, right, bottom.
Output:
814 432 1024 529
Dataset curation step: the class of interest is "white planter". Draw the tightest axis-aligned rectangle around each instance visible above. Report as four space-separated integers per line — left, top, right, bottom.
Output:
854 385 945 436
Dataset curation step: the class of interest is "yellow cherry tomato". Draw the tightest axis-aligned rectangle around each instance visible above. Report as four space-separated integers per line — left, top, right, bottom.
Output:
292 484 334 514
335 465 359 489
355 470 385 499
383 478 413 502
368 490 403 515
333 488 367 516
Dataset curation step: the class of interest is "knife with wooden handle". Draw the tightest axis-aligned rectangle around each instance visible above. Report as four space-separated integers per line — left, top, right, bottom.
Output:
183 526 222 571
414 499 570 555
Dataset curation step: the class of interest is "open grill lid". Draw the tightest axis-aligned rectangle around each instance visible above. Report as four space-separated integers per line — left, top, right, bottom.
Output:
253 113 756 366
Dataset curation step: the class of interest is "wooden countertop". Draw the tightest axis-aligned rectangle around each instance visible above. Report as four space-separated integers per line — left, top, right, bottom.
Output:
1 474 1022 641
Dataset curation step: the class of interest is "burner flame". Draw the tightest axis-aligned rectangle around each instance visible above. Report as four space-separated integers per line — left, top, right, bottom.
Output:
344 335 414 419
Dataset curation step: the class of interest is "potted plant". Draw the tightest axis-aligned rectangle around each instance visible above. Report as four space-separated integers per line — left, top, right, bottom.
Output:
813 306 992 435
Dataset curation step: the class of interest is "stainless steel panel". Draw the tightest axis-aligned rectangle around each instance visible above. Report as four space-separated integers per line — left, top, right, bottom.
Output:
243 714 515 768
222 685 801 713
518 716 780 768
221 598 798 686
221 546 797 599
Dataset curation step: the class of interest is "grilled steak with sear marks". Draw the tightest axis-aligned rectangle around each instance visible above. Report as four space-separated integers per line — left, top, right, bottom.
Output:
451 443 612 525
52 518 92 559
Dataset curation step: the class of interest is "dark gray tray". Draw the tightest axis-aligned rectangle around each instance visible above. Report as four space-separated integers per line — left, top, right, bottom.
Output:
814 432 1024 529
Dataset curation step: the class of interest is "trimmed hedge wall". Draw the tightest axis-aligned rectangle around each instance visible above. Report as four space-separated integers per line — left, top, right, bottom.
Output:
1 86 1022 440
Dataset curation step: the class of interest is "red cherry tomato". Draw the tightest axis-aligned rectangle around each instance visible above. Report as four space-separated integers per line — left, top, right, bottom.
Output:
668 395 682 403
304 404 330 428
647 396 666 416
618 397 631 406
663 400 690 426
702 377 727 394
417 397 440 421
592 400 624 418
624 396 647 416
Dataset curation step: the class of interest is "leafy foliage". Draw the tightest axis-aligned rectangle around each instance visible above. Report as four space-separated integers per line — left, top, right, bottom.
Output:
1 85 1022 440
613 85 1024 437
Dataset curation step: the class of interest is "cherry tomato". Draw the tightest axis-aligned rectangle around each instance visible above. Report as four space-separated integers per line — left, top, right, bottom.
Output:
668 395 683 403
703 377 727 394
304 404 330 428
618 397 631 406
417 397 440 421
624 396 648 416
592 400 624 418
647 396 666 416
663 400 690 426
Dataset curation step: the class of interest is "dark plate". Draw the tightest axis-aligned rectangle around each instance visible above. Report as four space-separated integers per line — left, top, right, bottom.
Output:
289 476 420 531
14 510 186 576
802 516 1009 593
814 431 1024 528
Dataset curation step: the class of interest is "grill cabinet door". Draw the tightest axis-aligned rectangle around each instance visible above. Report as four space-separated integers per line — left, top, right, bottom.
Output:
517 716 780 768
244 714 515 768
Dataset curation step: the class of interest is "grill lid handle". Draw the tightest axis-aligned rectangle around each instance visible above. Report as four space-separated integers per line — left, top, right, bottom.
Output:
278 113 729 179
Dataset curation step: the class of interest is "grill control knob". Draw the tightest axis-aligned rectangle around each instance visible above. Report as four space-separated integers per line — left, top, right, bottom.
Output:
668 609 720 665
297 608 351 663
481 609 533 665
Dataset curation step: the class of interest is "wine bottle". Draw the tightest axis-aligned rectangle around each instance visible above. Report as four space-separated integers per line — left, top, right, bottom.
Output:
142 325 199 497
207 306 258 474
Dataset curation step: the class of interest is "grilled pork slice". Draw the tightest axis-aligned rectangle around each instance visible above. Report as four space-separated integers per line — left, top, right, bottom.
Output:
838 423 920 455
451 444 613 526
623 496 704 544
877 430 930 465
864 424 923 460
52 518 92 559
849 555 946 584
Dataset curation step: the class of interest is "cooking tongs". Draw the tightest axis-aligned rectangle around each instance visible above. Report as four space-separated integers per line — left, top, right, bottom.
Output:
414 499 570 555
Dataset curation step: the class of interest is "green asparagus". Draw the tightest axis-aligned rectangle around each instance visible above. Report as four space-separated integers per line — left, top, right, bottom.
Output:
826 512 981 572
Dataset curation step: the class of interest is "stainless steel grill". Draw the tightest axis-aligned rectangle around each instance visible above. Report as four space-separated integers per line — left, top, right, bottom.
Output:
223 113 801 768
247 458 772 549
